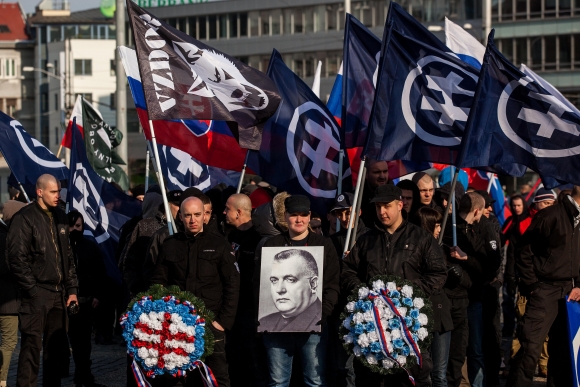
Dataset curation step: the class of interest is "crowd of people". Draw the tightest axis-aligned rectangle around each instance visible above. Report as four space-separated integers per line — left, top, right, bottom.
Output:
1 160 579 387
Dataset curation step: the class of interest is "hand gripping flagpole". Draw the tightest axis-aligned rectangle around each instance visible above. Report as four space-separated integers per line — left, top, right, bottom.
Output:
236 150 250 194
148 120 175 236
336 149 345 233
438 167 459 245
343 157 366 256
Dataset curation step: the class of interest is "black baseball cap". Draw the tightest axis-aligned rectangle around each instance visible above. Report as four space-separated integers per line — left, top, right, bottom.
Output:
370 184 402 204
168 190 183 205
285 195 310 213
330 192 354 213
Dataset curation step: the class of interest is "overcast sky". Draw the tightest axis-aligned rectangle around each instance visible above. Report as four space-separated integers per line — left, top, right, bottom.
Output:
17 0 102 14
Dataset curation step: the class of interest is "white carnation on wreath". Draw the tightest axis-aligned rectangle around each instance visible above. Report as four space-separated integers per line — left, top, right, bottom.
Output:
358 287 370 300
417 327 429 341
413 297 425 309
391 329 401 339
368 331 379 342
353 312 365 325
398 356 407 366
398 307 407 317
357 333 370 348
366 354 378 365
383 359 395 369
363 311 374 323
372 280 385 292
346 301 356 313
418 313 428 326
386 282 397 291
401 285 414 298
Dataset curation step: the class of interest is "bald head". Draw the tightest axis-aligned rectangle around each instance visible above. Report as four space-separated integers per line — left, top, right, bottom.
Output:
36 174 60 210
224 193 253 228
414 173 434 205
180 197 204 234
36 174 58 190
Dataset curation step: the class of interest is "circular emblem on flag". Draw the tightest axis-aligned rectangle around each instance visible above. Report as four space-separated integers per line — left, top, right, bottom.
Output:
9 120 66 168
71 164 110 244
337 194 345 202
402 55 478 146
497 77 580 157
162 146 211 191
286 102 342 198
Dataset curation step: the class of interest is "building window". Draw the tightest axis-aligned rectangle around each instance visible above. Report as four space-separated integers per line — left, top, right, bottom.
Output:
78 25 92 39
560 35 572 69
55 93 59 111
6 98 17 117
110 93 116 110
209 15 217 39
219 14 228 38
1 58 16 78
271 10 282 35
50 26 61 42
110 59 116 76
55 126 60 145
260 11 270 35
239 13 248 37
188 17 197 38
229 14 238 38
249 12 259 37
75 59 92 76
198 16 207 39
41 93 48 113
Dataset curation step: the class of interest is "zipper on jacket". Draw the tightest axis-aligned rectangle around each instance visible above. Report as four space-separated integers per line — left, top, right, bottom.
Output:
48 217 62 290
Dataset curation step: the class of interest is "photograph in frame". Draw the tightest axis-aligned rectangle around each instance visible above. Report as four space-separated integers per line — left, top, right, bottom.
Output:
258 246 324 333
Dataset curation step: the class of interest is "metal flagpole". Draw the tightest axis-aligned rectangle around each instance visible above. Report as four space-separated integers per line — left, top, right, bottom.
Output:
486 173 494 192
451 166 457 246
349 163 366 250
18 182 31 203
236 150 250 193
145 140 176 233
438 168 460 244
148 120 175 235
144 146 150 192
343 157 366 256
336 149 344 233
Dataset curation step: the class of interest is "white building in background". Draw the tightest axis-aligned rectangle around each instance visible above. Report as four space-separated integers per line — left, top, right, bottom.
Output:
28 0 118 154
0 2 35 203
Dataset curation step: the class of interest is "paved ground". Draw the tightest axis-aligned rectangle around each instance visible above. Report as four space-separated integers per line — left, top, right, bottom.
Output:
6 334 548 387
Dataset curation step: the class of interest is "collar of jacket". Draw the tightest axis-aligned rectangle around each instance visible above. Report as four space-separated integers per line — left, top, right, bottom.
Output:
563 195 580 224
282 231 311 246
33 200 54 218
373 218 408 235
174 230 206 241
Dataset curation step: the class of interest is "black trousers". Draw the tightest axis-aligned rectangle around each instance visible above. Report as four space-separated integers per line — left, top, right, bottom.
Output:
17 288 68 387
69 300 95 385
482 283 502 387
506 282 573 387
446 297 469 387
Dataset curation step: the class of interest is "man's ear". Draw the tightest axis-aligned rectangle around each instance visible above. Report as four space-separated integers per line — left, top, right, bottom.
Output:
310 276 318 293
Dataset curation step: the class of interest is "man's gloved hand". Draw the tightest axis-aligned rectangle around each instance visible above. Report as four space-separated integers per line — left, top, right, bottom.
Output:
448 265 463 282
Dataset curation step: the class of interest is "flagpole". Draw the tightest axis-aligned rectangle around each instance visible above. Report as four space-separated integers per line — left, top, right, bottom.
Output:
349 163 366 250
236 150 250 194
438 168 459 244
343 157 366 256
144 146 150 192
486 173 494 193
56 145 63 159
18 182 31 203
336 149 345 233
148 120 175 236
451 166 457 246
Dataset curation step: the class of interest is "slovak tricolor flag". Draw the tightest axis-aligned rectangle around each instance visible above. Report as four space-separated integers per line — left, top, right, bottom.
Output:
327 62 343 127
118 46 249 172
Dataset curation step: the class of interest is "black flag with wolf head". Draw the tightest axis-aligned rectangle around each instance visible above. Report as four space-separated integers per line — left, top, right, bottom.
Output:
126 0 280 150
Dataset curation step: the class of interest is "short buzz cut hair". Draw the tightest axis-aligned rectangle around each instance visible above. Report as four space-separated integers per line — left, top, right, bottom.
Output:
273 248 318 278
458 192 485 214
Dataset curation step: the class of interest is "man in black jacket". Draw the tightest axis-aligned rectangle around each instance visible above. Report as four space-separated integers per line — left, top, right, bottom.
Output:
151 196 240 387
255 195 340 386
7 174 78 387
506 186 580 387
341 184 447 386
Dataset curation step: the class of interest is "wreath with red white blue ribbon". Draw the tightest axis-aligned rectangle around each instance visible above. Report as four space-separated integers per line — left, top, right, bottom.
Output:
340 276 433 382
122 285 216 386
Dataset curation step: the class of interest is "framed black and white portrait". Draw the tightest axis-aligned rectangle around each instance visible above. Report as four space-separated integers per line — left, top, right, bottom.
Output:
258 246 324 333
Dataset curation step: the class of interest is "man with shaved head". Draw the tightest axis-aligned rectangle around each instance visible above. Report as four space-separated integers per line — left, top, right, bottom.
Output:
152 196 240 387
7 174 78 387
413 172 443 214
222 193 264 385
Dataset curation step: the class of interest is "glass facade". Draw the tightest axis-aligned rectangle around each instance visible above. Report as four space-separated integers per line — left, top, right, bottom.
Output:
498 34 580 71
493 0 580 21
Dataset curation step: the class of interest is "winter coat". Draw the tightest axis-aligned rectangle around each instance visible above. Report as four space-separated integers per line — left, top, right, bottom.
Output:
151 230 240 330
255 232 340 320
7 202 78 296
71 237 108 301
517 196 580 290
341 220 447 297
0 221 20 314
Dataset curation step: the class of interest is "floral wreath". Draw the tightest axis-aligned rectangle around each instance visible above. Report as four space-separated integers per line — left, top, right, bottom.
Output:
340 275 433 380
121 285 216 384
